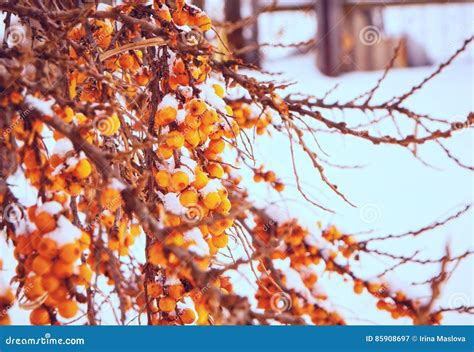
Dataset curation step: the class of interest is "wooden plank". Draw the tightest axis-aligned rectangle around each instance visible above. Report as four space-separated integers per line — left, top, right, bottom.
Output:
316 0 345 76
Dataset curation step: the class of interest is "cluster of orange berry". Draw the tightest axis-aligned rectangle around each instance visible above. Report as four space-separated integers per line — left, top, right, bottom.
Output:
230 102 273 135
253 166 285 192
322 225 357 259
10 200 92 325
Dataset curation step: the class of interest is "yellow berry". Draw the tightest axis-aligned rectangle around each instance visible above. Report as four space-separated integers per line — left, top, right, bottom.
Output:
203 192 221 210
73 159 92 179
165 131 185 149
179 190 198 206
155 170 170 188
208 163 224 178
171 171 189 192
159 297 176 313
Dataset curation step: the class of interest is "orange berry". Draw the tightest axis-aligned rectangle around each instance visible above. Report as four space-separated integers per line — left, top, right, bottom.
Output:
24 275 45 299
50 285 69 301
32 255 51 275
184 129 200 147
192 169 208 189
208 139 225 154
216 198 231 215
59 243 81 263
172 10 189 26
274 182 285 192
58 300 78 319
264 171 276 183
148 282 163 298
156 107 177 126
196 13 212 32
168 284 184 300
148 243 166 266
171 171 189 192
157 144 174 159
208 163 224 178
353 280 364 295
180 308 196 324
179 190 198 206
30 307 50 325
52 260 74 279
212 84 225 98
186 99 206 116
202 109 218 125
203 192 221 210
184 114 201 129
165 131 185 149
100 188 121 211
41 274 61 293
79 232 91 250
119 53 135 69
155 170 170 188
34 212 57 233
159 297 176 312
38 238 58 259
73 159 92 179
212 234 229 248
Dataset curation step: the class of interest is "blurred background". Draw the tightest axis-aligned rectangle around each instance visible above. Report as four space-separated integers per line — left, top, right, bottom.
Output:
198 0 474 325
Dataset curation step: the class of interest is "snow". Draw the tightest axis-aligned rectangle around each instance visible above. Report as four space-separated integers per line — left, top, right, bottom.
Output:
198 83 227 113
198 179 222 197
24 95 54 116
44 215 82 247
52 138 74 157
184 228 209 257
110 178 127 191
35 201 62 216
162 193 186 216
176 109 186 124
158 94 180 110
265 203 290 224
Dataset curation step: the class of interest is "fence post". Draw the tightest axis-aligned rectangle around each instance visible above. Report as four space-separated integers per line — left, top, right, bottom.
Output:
316 0 344 76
